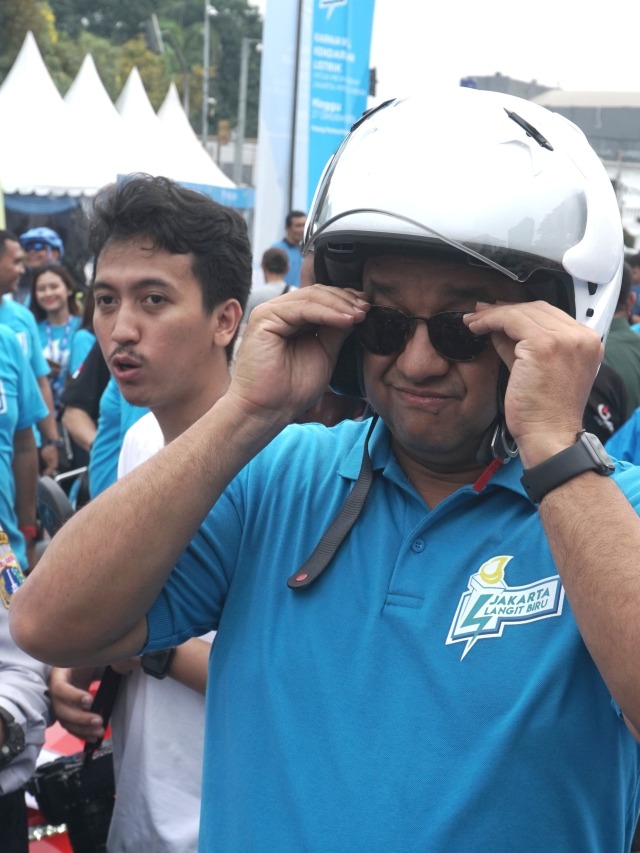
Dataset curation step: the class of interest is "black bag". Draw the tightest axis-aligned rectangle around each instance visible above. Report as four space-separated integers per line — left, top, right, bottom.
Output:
27 744 115 853
27 667 121 853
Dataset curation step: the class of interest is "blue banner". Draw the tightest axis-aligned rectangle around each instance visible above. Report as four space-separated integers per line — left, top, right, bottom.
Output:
116 175 254 211
182 182 255 211
304 0 375 209
253 0 375 259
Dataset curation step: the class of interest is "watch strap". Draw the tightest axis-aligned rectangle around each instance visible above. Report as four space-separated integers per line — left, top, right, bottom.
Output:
141 648 176 679
520 430 614 504
41 438 64 449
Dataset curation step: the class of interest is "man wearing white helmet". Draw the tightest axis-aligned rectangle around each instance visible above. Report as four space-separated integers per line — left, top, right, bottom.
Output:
12 90 640 852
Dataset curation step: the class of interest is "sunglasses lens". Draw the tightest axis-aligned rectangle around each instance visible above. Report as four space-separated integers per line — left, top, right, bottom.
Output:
428 312 489 361
357 307 412 355
357 307 489 361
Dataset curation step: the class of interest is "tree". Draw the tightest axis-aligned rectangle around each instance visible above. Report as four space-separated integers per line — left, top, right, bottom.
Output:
0 0 57 79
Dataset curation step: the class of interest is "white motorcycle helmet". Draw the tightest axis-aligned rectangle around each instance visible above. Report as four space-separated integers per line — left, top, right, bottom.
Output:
306 88 623 363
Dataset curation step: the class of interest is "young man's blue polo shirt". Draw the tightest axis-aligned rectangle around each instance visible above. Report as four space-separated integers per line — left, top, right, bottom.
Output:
146 417 640 852
0 297 50 379
0 326 48 568
89 377 148 497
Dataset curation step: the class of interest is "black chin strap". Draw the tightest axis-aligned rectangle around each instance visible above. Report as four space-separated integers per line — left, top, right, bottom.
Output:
476 363 518 466
288 415 379 590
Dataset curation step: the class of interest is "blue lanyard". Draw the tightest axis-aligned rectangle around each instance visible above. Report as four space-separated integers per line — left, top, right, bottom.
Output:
45 317 73 364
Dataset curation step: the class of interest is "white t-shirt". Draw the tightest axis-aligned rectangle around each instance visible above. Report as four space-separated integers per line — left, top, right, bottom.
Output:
107 412 214 853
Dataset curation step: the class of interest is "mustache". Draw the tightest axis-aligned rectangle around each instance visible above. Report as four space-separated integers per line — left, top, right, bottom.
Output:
107 346 145 367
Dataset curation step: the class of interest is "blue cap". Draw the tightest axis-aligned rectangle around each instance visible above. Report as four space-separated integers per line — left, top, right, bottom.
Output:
19 227 64 257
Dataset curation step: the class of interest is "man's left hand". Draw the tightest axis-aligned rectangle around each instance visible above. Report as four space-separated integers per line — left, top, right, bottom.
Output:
464 300 603 466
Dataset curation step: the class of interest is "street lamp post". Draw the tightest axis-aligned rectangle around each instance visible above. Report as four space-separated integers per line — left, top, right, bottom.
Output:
233 37 260 185
202 3 218 146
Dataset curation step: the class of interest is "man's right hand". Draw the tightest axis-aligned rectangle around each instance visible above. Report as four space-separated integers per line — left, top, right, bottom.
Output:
229 284 369 431
49 666 106 742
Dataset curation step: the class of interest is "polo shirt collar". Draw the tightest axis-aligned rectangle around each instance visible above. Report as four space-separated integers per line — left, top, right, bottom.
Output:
337 416 529 501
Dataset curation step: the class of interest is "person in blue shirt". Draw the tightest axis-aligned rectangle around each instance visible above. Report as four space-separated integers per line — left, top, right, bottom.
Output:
0 232 61 475
29 263 82 420
627 252 640 322
89 377 147 497
0 325 48 571
13 91 640 852
15 226 65 307
270 209 306 288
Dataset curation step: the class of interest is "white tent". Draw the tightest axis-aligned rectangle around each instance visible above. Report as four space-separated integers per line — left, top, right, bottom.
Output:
0 34 248 212
157 82 235 189
0 32 105 197
116 68 237 191
63 53 125 190
114 65 174 177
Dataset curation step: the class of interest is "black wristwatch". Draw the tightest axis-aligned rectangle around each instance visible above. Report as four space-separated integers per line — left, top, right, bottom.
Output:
141 648 176 679
520 430 615 504
0 706 26 769
41 438 64 449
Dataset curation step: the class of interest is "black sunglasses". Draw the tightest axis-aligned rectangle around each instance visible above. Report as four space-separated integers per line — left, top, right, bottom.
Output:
356 304 490 362
23 241 48 251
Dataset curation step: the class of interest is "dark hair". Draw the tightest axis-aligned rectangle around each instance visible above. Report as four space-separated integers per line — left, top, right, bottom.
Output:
77 286 95 333
627 252 640 269
0 230 20 256
88 174 252 360
617 261 632 311
29 262 79 323
285 210 306 228
261 247 289 275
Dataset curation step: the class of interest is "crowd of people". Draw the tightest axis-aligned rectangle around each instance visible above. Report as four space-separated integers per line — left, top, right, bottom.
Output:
3 87 640 851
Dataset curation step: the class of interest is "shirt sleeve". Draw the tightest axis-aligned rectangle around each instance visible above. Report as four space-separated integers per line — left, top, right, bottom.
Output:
24 312 50 379
0 555 50 794
144 478 244 650
14 337 48 430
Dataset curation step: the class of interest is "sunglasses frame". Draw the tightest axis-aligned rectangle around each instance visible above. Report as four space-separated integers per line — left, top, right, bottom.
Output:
356 304 490 362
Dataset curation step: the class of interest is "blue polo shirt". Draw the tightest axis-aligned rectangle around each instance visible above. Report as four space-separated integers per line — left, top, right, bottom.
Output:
0 326 48 568
0 297 50 379
146 418 640 852
89 378 148 497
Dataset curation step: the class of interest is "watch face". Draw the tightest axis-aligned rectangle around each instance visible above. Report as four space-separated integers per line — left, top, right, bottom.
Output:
582 431 615 471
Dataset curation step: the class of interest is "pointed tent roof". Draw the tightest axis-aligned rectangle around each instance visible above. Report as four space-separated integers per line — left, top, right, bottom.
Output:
0 32 100 195
157 83 235 188
116 69 236 189
0 42 241 201
65 54 121 124
115 66 177 177
63 54 123 189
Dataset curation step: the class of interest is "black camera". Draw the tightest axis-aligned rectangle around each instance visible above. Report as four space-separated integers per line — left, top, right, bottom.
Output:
27 743 115 853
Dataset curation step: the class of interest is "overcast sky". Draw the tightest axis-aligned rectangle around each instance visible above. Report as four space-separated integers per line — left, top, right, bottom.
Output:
253 0 640 98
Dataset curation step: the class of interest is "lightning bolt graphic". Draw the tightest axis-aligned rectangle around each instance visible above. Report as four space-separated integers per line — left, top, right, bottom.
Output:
459 593 493 659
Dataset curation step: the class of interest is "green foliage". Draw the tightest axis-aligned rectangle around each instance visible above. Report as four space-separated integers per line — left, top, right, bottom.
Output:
0 0 263 139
